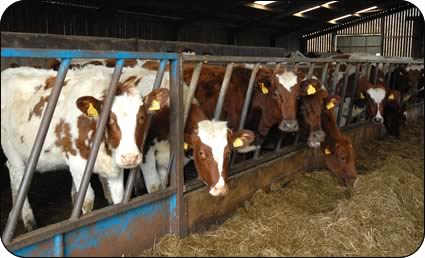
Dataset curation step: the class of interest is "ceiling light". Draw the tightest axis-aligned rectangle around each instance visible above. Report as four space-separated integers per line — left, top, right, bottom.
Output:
321 1 338 8
293 5 321 17
328 14 352 24
254 1 276 5
355 6 378 14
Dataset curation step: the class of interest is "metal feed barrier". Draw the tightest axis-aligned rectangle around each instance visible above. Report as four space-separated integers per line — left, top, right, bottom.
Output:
1 47 423 256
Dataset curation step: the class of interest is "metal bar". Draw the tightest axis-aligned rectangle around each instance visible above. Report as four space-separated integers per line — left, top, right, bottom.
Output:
320 62 329 86
70 60 125 220
238 63 261 130
214 63 234 119
346 64 361 124
1 48 178 60
337 64 352 126
1 59 71 244
366 63 372 83
123 59 169 204
169 56 186 237
230 63 260 165
53 234 64 257
307 62 315 79
183 62 203 127
386 64 393 89
373 63 380 86
330 63 341 95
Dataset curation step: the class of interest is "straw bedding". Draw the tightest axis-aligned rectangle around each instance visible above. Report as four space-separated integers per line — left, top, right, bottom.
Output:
141 120 424 257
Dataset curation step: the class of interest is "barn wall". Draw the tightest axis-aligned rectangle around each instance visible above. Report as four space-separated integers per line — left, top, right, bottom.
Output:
0 1 297 51
303 4 424 58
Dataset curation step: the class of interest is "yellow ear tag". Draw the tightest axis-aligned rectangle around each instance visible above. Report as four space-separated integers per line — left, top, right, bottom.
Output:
324 148 331 155
360 92 365 99
326 101 335 110
307 84 316 95
260 83 269 94
388 94 395 100
87 103 99 117
184 142 188 150
233 137 244 148
149 99 160 111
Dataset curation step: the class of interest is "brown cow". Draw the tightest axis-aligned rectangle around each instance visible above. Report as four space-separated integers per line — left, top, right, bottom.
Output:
182 64 301 150
320 95 357 187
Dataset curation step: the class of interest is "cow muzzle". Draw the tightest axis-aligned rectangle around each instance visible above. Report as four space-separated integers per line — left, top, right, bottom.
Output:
209 184 229 197
372 116 383 124
308 130 325 148
279 120 299 132
118 153 142 168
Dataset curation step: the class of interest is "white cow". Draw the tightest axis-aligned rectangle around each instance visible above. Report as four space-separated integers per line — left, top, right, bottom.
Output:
1 65 169 231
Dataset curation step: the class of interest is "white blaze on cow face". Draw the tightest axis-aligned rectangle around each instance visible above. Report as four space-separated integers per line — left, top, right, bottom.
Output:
366 87 386 123
276 71 298 92
196 120 229 196
110 88 143 168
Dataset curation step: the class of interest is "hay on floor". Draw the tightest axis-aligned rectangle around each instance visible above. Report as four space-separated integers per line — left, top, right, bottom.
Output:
141 120 424 257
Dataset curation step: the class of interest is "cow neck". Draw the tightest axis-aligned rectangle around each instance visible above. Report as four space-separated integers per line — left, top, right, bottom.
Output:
321 109 342 146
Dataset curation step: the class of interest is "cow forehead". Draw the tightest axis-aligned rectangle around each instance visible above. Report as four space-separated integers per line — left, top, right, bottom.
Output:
366 88 386 103
276 71 297 92
111 92 143 117
196 120 228 145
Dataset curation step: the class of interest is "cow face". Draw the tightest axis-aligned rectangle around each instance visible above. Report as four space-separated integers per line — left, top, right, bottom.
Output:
383 90 404 138
186 121 255 196
76 86 169 168
365 86 386 124
271 70 301 132
406 65 424 90
322 135 357 187
299 79 329 148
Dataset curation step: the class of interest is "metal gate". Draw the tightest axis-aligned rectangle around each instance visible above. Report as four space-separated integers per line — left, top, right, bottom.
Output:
1 48 423 256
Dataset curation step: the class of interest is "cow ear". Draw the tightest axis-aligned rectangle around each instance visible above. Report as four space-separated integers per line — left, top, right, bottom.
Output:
76 96 102 118
143 88 170 114
184 133 193 151
230 130 255 149
324 95 341 110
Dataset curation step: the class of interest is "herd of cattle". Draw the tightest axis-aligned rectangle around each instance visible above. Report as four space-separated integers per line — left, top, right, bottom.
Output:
1 52 423 232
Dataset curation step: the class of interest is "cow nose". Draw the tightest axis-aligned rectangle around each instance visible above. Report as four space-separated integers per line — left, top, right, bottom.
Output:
209 184 229 197
120 153 141 166
373 117 383 124
343 176 357 187
279 120 299 132
311 130 326 142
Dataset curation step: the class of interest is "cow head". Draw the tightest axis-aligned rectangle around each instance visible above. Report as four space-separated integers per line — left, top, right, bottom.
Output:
298 79 329 148
406 65 424 90
76 81 169 168
365 85 386 124
270 69 301 132
185 121 255 196
321 135 357 187
383 90 404 138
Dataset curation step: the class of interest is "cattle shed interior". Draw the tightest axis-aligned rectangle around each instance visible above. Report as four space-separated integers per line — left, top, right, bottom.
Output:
1 0 423 57
0 1 424 257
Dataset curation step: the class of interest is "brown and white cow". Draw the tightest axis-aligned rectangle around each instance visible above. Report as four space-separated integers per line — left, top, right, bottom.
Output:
1 65 168 231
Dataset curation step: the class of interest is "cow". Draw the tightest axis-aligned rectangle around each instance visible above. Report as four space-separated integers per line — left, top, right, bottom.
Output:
296 78 329 148
383 90 406 138
320 95 357 187
1 65 169 231
182 64 301 151
140 99 255 196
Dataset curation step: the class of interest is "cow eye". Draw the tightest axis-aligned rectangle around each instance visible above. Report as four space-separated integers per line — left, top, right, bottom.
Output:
138 115 145 123
273 90 279 99
199 150 206 158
